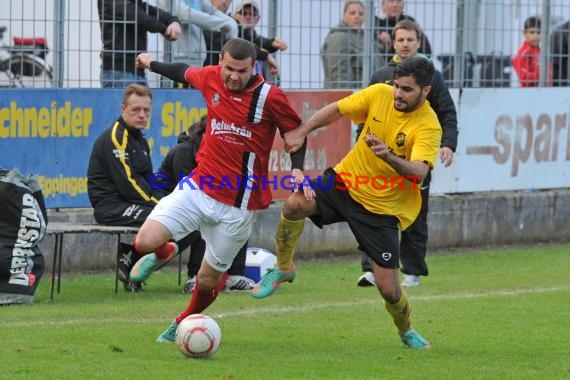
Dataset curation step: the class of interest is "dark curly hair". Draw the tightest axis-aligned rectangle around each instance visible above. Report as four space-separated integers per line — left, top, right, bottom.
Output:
393 56 435 89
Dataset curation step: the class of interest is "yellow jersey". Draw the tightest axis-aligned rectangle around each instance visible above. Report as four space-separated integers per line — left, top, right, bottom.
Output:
335 83 442 229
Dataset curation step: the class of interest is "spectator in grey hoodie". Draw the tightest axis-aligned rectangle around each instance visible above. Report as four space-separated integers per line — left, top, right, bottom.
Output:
321 0 383 89
159 0 237 68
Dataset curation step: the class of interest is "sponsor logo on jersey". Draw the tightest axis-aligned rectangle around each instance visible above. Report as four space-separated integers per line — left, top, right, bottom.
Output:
210 118 252 138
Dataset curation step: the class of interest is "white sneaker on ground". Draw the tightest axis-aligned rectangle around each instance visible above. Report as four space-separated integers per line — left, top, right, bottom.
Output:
225 275 255 291
401 274 420 287
356 271 375 287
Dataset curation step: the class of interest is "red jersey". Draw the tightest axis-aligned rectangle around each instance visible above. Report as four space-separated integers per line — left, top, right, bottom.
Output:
184 65 302 210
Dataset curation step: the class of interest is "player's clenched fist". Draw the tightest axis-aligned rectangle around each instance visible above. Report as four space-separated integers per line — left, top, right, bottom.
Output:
136 53 153 69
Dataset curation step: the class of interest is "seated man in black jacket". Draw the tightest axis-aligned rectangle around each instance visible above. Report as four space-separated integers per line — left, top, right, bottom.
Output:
356 20 458 288
87 84 196 291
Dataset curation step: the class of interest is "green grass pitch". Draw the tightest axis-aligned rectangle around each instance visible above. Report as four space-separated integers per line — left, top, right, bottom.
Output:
2 244 569 379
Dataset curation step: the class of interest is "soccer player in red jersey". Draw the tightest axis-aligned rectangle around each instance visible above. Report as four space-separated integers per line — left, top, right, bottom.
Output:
132 38 306 342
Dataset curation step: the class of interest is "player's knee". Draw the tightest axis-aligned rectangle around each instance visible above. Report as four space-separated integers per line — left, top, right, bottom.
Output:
135 220 172 252
376 276 401 303
282 193 309 220
378 285 401 304
133 233 153 253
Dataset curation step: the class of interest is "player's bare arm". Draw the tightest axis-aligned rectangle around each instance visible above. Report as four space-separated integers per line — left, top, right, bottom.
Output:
365 134 429 181
284 102 342 153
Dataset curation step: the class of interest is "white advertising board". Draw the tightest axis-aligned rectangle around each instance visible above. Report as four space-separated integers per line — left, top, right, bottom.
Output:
431 87 570 194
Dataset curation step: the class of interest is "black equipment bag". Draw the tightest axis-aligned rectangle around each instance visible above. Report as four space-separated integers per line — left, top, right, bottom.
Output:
0 168 47 305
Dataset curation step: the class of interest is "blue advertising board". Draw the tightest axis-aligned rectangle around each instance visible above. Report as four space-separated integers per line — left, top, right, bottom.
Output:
0 89 206 208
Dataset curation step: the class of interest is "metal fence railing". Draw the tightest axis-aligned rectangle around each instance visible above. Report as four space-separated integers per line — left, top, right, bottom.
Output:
0 0 569 89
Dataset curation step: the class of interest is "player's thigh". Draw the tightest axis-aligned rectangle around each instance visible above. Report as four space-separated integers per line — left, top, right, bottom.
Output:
136 218 173 250
201 207 256 272
306 171 347 227
146 186 202 241
348 211 400 269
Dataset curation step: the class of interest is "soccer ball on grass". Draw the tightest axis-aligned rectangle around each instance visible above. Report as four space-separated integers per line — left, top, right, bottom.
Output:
175 314 222 358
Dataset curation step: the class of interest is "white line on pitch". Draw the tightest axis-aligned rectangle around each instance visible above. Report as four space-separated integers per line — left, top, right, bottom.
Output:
3 285 568 327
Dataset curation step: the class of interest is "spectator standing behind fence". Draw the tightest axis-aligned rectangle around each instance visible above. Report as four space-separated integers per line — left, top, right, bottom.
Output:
234 0 287 83
355 20 457 288
512 17 547 87
87 84 197 292
203 0 234 66
203 0 279 75
321 0 383 89
158 115 255 292
97 0 182 88
550 19 570 87
375 0 431 61
158 0 237 69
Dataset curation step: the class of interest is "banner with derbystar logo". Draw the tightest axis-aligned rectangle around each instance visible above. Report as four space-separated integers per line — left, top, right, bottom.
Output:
0 89 352 208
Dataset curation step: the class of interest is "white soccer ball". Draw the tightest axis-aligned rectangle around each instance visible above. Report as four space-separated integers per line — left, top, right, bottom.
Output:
175 314 222 358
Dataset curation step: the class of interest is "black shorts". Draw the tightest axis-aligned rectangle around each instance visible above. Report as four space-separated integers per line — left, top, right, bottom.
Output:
308 168 400 269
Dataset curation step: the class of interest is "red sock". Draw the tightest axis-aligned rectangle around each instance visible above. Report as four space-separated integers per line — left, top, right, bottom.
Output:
216 272 229 292
132 236 144 254
134 237 175 260
175 280 219 324
154 241 176 260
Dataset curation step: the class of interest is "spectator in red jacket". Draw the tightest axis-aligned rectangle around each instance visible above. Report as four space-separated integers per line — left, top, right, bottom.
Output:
512 16 544 87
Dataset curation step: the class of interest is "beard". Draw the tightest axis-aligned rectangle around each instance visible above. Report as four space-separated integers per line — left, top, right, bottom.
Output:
394 93 423 112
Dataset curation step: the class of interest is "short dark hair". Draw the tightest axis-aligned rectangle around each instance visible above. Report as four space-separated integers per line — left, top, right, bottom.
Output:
393 56 435 89
392 19 422 42
186 115 207 142
122 84 152 105
524 16 541 31
221 38 257 62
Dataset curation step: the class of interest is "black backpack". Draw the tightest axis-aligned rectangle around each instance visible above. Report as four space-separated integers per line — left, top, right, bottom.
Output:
0 168 47 305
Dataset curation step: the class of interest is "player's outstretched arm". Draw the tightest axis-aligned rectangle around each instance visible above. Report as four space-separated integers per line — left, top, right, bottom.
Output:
135 53 190 83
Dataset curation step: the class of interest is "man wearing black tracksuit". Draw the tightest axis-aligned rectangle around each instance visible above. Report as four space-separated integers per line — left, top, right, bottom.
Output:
87 84 195 291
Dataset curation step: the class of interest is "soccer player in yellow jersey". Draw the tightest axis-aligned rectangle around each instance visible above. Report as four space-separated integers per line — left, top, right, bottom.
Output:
252 57 441 350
